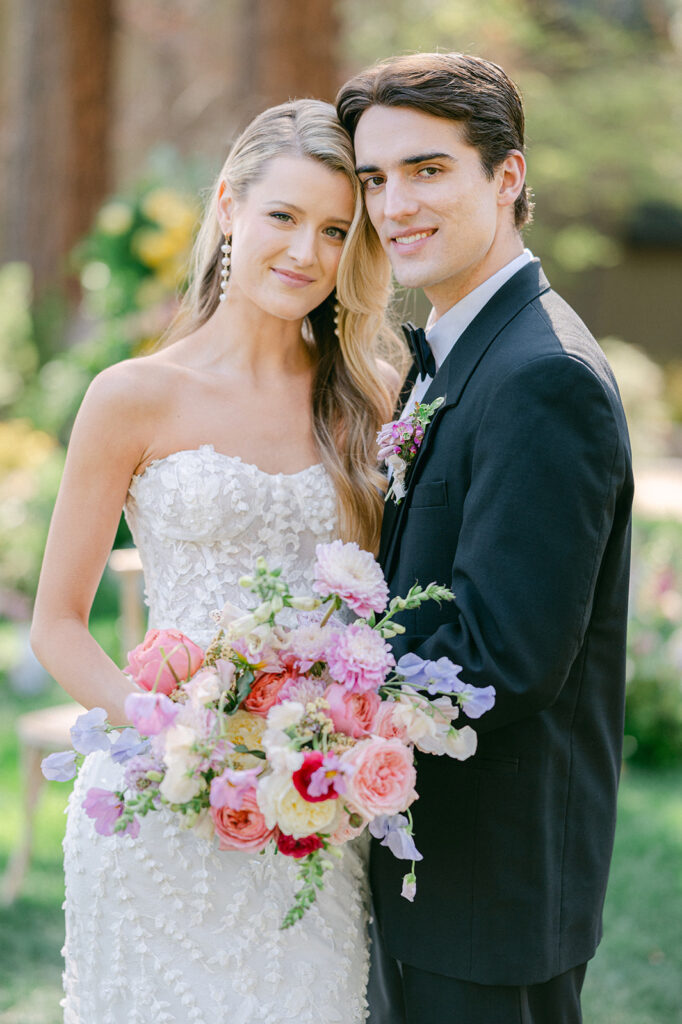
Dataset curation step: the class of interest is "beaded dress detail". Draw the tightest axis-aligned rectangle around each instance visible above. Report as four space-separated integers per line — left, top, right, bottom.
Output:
62 446 370 1024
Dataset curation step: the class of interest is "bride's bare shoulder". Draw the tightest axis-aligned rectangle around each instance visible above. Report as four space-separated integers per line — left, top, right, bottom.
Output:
83 347 188 417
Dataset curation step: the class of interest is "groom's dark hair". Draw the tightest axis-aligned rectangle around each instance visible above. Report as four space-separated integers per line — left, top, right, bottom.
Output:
336 52 533 229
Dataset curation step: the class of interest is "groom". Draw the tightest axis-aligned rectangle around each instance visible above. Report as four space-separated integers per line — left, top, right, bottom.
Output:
337 54 633 1022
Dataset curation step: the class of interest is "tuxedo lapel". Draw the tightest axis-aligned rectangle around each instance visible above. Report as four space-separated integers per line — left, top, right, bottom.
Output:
379 260 551 577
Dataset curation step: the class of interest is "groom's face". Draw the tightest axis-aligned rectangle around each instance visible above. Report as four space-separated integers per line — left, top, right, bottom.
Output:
354 105 508 315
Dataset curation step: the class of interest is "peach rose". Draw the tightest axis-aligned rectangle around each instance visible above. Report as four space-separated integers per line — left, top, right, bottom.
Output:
126 628 204 696
342 737 417 819
210 787 275 851
242 670 296 717
325 683 380 739
372 701 410 742
327 807 368 846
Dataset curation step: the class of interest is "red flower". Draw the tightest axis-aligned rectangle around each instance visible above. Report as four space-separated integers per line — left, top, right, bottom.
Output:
292 750 339 803
277 832 324 859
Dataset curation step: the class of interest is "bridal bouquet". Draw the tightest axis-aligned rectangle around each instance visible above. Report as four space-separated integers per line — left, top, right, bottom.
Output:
43 541 495 927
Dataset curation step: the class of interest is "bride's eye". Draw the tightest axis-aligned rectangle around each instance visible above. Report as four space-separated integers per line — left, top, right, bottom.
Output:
269 212 293 223
323 226 347 241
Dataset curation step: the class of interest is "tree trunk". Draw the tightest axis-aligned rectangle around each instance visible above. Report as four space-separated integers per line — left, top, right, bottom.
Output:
3 0 115 300
239 0 341 119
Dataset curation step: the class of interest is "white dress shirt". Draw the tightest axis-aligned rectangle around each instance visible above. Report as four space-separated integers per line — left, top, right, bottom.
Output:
401 248 533 418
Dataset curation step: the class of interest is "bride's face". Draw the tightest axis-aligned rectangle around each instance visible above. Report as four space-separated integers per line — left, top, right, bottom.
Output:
219 155 355 321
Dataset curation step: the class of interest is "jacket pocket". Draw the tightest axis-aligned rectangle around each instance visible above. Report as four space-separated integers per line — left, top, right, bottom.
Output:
410 479 448 509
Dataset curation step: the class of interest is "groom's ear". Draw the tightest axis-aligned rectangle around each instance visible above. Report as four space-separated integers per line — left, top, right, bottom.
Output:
217 180 236 235
496 150 526 212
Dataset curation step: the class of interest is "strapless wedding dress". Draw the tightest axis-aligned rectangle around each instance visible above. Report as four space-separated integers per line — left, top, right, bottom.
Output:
61 445 370 1024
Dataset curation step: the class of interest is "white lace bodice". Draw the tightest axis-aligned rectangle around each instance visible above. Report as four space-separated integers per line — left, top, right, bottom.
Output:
62 446 370 1023
124 445 337 645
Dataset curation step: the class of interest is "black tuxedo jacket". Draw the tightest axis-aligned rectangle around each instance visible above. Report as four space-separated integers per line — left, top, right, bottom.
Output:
373 259 634 986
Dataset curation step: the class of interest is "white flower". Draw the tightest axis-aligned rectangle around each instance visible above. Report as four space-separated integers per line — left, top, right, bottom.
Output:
184 669 221 707
256 772 336 838
442 725 478 761
262 729 304 774
266 701 305 732
313 540 389 617
262 701 306 772
216 599 247 630
160 762 202 803
393 693 462 756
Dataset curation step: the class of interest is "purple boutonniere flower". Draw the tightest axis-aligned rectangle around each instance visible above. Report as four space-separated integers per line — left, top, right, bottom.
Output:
376 396 444 504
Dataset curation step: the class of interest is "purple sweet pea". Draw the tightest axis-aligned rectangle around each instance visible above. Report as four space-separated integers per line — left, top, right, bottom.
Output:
459 684 497 719
369 814 423 861
124 691 180 736
70 707 110 755
82 787 140 838
210 767 262 811
41 750 79 781
110 727 151 764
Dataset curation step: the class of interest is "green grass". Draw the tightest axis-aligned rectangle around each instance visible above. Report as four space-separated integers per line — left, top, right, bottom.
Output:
0 619 680 1022
582 763 682 1024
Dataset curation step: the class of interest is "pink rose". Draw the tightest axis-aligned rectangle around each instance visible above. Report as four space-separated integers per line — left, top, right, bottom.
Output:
126 629 204 696
342 737 417 819
242 670 296 717
372 701 409 742
210 787 275 851
325 683 380 738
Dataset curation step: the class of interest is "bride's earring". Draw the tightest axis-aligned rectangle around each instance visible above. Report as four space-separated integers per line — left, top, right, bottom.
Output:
333 299 341 340
219 236 231 302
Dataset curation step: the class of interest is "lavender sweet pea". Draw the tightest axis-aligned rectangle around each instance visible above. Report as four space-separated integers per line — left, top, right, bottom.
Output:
41 750 79 782
396 653 464 695
110 727 151 764
369 813 423 861
459 683 497 719
70 707 111 755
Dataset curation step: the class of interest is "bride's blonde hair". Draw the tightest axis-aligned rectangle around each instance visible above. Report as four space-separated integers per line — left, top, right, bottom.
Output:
163 99 405 553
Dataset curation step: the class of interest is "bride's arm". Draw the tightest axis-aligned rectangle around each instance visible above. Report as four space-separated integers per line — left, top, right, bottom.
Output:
31 363 151 726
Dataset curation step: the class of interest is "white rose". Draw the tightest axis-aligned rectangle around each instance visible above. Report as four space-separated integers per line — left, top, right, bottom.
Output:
256 772 336 839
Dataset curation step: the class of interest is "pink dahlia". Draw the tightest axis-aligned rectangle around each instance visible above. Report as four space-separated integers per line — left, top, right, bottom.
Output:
313 540 389 618
326 622 395 694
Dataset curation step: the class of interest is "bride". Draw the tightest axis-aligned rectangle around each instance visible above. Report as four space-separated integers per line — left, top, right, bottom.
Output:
31 98 402 1023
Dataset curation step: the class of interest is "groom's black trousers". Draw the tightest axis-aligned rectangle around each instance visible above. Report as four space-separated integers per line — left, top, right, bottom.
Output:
369 952 587 1024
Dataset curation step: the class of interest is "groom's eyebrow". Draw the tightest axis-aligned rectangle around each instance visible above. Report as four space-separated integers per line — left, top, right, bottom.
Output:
355 152 455 174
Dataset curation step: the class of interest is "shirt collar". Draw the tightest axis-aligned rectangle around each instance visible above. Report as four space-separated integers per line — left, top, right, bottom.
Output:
425 249 534 371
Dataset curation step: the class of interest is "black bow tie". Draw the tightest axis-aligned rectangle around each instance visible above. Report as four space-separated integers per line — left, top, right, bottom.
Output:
401 321 436 380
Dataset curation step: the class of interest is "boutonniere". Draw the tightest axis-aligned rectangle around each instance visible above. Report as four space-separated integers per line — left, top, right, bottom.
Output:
377 396 445 505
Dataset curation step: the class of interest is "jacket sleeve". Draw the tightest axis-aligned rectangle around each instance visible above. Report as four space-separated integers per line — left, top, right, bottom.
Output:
410 353 628 734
